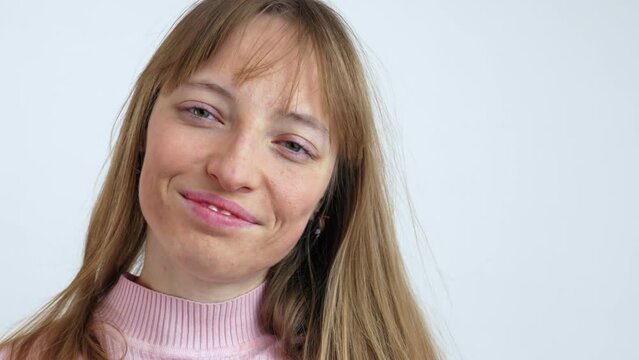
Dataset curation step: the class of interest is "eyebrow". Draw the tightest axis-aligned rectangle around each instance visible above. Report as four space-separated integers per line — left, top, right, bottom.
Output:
184 81 236 103
183 80 329 136
284 112 329 136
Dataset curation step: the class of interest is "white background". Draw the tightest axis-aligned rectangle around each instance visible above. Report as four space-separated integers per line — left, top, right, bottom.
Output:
1 1 637 359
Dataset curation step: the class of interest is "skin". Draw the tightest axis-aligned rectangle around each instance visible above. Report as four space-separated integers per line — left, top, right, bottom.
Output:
135 16 337 303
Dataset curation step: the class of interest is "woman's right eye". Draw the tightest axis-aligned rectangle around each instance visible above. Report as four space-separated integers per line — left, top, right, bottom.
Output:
183 105 222 124
190 107 211 118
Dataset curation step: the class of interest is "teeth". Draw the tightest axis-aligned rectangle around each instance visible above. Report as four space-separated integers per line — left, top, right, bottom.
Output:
206 204 235 217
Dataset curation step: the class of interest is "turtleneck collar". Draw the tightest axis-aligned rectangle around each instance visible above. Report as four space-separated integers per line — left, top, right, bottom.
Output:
94 272 272 351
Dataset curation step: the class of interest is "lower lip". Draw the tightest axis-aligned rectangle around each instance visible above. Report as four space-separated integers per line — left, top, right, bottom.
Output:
181 195 255 230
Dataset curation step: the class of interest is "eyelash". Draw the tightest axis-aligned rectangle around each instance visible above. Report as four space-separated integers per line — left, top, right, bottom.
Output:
185 105 220 123
184 105 314 160
278 140 313 159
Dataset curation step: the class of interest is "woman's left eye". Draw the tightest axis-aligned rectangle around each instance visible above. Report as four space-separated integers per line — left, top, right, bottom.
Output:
280 140 312 158
283 141 303 152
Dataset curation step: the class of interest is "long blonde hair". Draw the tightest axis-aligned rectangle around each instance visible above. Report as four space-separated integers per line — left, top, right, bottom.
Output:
0 1 442 359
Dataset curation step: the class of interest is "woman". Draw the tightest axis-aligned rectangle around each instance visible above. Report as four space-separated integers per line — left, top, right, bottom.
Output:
0 0 441 359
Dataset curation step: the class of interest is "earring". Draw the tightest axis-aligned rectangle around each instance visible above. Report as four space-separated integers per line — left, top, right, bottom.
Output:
135 159 142 174
312 214 328 240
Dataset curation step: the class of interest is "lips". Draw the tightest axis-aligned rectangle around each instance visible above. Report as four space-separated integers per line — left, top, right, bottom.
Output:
180 190 260 225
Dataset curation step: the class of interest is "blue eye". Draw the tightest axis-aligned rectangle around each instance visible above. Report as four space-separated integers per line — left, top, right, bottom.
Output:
283 141 303 153
180 103 223 124
280 140 312 159
188 106 215 120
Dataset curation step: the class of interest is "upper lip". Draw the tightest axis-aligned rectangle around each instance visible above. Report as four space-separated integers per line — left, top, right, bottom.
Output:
180 190 261 225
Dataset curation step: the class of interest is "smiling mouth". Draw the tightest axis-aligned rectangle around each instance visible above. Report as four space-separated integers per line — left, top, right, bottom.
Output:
201 202 237 218
179 191 260 225
180 194 257 230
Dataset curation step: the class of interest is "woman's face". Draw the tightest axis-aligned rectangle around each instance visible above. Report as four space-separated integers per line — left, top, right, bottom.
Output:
138 17 337 289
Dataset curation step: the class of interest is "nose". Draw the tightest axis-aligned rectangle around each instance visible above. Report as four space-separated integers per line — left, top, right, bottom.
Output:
206 131 260 193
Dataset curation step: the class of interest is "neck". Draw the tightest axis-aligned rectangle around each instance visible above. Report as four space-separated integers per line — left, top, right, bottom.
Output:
138 233 268 302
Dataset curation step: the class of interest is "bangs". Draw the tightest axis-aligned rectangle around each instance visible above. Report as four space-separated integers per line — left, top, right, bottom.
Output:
142 0 366 166
158 3 317 116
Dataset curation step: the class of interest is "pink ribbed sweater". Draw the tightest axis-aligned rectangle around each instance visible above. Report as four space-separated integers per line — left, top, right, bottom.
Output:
92 272 286 359
0 273 286 359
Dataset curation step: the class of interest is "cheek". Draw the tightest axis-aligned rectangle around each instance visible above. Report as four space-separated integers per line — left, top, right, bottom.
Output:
143 119 193 176
268 169 330 238
138 114 193 225
257 173 330 268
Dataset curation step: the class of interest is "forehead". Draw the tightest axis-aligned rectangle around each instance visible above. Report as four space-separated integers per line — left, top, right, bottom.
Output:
185 16 326 123
216 16 306 78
